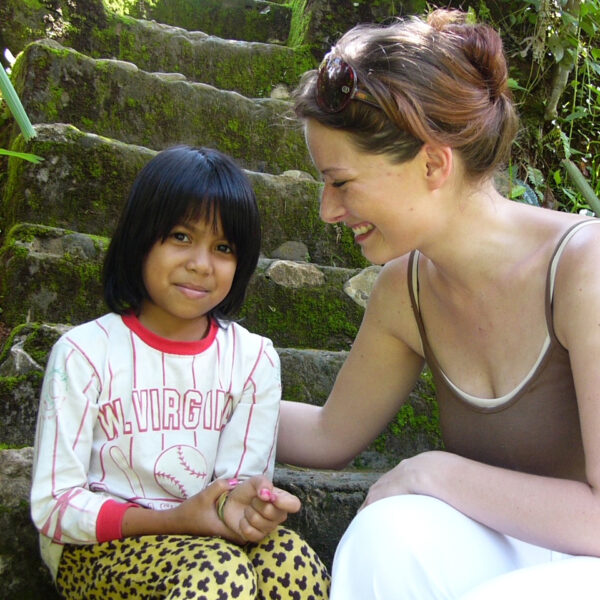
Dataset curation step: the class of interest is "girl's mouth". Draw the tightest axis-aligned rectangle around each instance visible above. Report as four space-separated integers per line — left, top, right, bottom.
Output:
177 284 209 299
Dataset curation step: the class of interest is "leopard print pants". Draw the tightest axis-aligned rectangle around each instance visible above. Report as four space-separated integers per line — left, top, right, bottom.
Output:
56 526 330 599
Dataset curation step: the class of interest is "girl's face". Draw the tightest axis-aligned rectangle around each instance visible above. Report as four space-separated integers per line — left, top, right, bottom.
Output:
139 215 237 341
305 119 431 265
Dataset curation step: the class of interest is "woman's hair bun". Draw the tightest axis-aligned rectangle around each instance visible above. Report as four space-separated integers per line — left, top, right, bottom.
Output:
427 9 509 103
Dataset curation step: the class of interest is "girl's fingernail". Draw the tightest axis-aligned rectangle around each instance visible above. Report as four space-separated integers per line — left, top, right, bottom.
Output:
228 478 239 487
260 487 272 500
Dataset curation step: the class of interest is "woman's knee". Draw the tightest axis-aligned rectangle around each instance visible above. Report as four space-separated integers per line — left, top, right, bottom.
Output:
331 495 525 600
335 495 458 564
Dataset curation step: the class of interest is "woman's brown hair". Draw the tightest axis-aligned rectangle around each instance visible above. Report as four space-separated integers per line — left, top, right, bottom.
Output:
293 9 519 179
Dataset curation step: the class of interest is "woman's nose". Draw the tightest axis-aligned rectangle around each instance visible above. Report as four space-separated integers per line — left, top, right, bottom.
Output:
319 186 346 223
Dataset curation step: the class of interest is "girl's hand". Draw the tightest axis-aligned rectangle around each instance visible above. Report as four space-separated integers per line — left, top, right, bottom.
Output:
122 477 237 539
223 476 301 543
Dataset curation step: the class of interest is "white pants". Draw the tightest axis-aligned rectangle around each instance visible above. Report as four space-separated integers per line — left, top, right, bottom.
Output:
331 495 600 599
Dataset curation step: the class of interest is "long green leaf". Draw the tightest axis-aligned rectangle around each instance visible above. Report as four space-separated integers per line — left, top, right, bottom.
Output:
0 148 44 164
0 64 37 141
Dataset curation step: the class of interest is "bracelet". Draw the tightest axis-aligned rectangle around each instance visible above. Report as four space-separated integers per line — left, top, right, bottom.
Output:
216 491 229 522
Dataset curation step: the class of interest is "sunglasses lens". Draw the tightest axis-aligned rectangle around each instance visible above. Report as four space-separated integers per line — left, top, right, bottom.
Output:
316 56 356 113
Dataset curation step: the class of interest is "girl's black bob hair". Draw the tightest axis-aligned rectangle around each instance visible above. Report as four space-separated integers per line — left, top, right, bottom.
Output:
103 145 261 322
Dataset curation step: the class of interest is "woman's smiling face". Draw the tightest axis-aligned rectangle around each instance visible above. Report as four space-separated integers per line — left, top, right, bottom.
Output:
305 119 430 265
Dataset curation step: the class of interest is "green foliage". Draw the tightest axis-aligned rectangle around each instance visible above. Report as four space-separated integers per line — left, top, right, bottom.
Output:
473 0 600 213
0 148 43 163
0 63 44 163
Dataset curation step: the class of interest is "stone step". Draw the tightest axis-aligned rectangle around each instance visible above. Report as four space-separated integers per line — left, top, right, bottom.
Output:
0 447 379 597
9 39 314 176
2 124 367 269
0 0 292 60
80 15 312 98
0 322 440 465
119 0 292 45
0 224 373 349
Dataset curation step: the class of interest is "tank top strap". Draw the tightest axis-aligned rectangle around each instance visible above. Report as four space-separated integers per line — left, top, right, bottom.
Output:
545 219 600 339
407 249 436 362
407 249 422 320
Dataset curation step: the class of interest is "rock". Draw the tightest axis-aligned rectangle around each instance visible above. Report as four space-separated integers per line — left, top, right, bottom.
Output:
343 265 382 308
271 241 311 262
0 448 58 599
265 260 325 287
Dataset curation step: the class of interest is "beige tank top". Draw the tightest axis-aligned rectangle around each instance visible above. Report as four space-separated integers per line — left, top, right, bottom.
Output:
408 220 600 481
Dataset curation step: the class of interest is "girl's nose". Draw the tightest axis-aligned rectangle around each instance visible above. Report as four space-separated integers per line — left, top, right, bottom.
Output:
186 248 213 273
319 186 346 224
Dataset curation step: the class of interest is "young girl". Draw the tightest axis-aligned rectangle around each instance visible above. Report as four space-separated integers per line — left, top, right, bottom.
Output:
30 145 330 599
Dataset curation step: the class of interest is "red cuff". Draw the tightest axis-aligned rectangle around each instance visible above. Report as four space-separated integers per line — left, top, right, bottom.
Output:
96 500 138 542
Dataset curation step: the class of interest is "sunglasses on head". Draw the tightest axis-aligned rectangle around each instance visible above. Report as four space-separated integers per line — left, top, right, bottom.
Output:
316 54 381 113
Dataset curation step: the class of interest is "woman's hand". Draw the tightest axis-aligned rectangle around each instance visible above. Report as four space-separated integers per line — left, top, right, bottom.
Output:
222 476 301 543
361 451 450 510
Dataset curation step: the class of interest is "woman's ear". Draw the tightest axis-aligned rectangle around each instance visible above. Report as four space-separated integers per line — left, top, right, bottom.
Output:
422 144 453 190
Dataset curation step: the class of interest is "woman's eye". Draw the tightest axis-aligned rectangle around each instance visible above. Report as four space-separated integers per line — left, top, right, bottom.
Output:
332 180 347 188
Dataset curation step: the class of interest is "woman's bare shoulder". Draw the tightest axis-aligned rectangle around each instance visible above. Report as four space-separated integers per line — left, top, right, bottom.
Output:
366 254 423 356
550 217 600 346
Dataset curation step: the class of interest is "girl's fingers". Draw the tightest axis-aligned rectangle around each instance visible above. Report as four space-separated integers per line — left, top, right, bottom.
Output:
239 514 271 542
270 489 301 513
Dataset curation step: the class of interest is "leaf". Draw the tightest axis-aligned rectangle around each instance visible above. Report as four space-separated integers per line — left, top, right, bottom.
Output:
509 184 526 199
0 64 37 141
559 129 572 159
0 148 44 164
547 35 565 63
507 78 528 91
563 107 587 122
553 170 563 186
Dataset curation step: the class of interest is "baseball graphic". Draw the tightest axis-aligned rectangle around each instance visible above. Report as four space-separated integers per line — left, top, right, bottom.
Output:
41 368 70 418
154 445 208 499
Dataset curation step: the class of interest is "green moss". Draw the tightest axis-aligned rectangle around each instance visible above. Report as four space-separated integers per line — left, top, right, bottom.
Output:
369 368 442 462
0 372 42 395
286 0 312 48
0 323 34 365
20 326 59 365
0 225 109 327
239 280 363 351
106 0 290 45
281 382 305 403
0 443 19 450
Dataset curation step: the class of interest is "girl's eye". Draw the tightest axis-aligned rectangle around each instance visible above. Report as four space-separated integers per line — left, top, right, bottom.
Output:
217 243 234 254
331 180 347 188
171 231 190 242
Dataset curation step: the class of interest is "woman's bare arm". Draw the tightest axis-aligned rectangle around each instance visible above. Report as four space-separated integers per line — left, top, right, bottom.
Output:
277 259 425 469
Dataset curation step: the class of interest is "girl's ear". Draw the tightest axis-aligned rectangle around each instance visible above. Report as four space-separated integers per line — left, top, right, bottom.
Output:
422 144 453 190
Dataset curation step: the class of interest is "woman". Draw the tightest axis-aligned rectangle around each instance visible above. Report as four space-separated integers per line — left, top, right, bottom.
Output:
277 8 600 599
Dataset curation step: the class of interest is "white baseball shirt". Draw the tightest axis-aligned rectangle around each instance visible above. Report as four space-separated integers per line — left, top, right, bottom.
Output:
30 312 281 577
